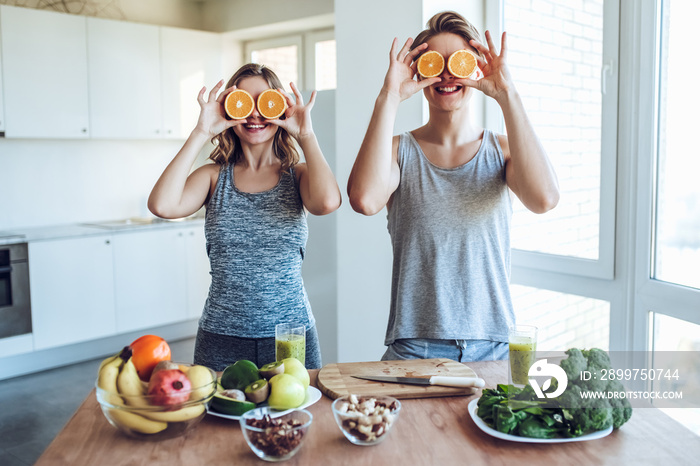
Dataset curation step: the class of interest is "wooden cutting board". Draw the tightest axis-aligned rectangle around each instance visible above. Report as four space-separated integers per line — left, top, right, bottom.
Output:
317 358 479 400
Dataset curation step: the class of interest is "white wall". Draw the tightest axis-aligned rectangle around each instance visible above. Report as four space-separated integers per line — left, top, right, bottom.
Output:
0 139 212 229
334 0 424 362
302 90 338 364
202 0 333 32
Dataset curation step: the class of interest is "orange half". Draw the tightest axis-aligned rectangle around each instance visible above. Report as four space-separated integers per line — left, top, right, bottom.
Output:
257 89 287 120
224 89 255 119
416 50 445 78
447 49 479 79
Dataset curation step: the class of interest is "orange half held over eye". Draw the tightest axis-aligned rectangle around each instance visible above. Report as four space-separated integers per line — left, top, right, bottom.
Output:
224 89 255 119
416 50 445 78
257 89 287 120
447 49 479 79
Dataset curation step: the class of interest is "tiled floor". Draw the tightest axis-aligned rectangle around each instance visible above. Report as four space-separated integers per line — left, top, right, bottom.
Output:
0 337 196 466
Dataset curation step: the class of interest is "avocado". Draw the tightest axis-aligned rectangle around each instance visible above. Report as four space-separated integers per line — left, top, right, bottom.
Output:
211 390 256 416
221 360 259 391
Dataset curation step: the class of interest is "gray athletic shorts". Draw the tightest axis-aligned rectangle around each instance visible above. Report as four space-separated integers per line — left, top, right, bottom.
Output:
194 325 322 371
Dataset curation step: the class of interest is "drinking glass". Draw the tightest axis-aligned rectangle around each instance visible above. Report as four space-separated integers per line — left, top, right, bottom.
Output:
275 323 306 365
508 325 538 386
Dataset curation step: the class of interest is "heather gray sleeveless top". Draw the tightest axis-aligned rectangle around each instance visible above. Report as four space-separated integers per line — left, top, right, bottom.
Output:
200 163 314 338
385 130 514 345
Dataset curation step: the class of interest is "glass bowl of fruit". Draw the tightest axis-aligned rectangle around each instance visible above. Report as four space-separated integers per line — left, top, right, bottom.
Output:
240 407 313 461
95 348 216 440
331 394 401 446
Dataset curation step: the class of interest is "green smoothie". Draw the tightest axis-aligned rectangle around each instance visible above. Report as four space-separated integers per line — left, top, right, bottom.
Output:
509 336 536 386
275 334 305 365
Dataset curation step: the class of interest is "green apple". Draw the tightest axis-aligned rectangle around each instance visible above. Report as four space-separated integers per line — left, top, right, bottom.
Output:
281 357 310 389
267 373 306 410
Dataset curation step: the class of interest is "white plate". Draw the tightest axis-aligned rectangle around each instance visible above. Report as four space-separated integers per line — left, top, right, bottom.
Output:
206 386 322 421
468 398 613 443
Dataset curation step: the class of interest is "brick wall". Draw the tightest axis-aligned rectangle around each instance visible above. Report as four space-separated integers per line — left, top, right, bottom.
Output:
504 0 609 350
505 0 604 260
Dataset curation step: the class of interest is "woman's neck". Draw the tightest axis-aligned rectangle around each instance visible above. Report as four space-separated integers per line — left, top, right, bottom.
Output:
238 140 277 171
418 107 482 147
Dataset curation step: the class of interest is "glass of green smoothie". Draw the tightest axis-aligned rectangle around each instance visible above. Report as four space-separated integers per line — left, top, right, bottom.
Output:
508 325 538 387
275 323 306 366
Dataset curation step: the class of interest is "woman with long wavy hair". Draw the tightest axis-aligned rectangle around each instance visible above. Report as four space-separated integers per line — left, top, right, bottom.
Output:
149 63 341 370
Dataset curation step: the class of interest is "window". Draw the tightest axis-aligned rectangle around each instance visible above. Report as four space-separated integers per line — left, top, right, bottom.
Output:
502 0 617 276
512 285 610 351
245 30 336 92
654 0 700 290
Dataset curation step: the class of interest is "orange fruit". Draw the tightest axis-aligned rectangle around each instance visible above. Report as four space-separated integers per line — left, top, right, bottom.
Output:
416 50 445 78
224 89 254 119
447 49 479 79
257 89 287 120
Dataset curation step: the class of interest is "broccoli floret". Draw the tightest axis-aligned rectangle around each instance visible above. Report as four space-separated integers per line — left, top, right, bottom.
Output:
584 348 612 373
606 378 633 429
560 348 588 381
556 348 633 434
559 386 613 436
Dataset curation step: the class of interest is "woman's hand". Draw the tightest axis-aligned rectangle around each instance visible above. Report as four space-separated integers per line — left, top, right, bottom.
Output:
466 30 515 104
382 37 441 101
194 80 242 137
270 82 316 141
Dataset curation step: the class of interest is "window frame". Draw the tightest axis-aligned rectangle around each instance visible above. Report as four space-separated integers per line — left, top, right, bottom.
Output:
489 0 700 353
244 34 304 88
244 28 335 92
628 0 700 350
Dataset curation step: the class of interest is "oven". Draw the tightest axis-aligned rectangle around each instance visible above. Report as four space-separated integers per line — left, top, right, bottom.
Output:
0 243 32 338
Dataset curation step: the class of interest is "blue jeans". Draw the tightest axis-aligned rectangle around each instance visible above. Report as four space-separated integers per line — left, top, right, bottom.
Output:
381 338 508 363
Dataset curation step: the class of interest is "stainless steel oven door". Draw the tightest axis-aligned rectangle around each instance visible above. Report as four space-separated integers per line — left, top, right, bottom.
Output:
0 243 32 339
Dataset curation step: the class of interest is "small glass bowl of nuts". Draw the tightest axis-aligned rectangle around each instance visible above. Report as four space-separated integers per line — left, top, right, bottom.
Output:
240 407 312 461
331 394 401 446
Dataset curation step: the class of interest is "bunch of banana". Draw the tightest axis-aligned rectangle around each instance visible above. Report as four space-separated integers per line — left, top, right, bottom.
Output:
96 347 166 435
96 347 216 435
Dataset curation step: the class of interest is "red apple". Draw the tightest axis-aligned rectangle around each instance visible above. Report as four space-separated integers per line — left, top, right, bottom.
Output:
147 369 192 406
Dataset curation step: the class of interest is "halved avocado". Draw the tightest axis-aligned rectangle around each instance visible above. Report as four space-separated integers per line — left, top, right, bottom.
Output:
211 390 256 416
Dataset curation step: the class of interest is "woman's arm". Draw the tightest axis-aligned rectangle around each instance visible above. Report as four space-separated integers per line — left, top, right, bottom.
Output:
273 82 341 215
468 31 560 214
348 38 441 216
148 80 241 219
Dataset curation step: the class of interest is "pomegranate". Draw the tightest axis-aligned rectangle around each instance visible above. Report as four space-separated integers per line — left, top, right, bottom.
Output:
147 369 192 406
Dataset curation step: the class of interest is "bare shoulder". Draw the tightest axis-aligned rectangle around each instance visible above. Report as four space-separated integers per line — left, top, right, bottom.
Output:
391 134 401 162
293 162 308 182
496 133 511 161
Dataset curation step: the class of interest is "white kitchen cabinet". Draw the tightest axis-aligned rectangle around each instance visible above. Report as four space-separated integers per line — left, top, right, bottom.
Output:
29 235 116 350
112 229 188 333
183 226 211 318
87 17 161 139
160 27 222 139
0 5 89 138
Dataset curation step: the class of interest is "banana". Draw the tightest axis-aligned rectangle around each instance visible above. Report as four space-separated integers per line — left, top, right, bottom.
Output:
97 354 125 407
117 356 150 408
107 408 168 434
98 353 119 374
186 365 216 402
139 404 206 423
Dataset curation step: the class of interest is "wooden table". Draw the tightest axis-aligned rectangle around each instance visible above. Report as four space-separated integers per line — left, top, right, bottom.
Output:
36 361 699 465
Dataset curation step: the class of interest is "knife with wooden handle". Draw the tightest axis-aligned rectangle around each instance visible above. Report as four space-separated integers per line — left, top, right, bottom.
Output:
352 375 485 389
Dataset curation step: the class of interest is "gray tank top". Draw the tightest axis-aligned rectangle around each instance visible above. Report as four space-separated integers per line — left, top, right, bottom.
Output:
200 163 314 338
385 130 514 345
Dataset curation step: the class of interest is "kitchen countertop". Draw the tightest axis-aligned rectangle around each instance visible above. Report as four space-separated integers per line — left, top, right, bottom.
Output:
35 360 700 466
0 216 204 244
